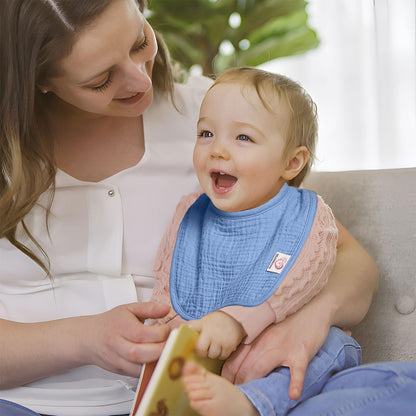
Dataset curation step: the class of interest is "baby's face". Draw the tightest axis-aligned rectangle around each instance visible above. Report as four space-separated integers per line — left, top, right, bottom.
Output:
193 82 291 212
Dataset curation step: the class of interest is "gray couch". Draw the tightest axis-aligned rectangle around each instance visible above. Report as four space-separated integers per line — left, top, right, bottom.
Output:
304 168 416 364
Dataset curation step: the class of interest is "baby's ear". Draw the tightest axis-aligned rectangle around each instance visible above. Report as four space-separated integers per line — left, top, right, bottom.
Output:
282 146 309 181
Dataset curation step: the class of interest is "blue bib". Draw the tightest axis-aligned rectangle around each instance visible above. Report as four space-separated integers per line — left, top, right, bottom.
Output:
170 184 317 320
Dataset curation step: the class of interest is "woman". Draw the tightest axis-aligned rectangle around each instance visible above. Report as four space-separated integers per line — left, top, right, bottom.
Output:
0 0 378 415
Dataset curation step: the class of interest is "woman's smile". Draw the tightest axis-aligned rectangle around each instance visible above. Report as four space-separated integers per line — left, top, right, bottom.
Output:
114 91 145 105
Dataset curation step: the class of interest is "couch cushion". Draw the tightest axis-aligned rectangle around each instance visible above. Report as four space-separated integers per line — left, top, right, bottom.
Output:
303 168 416 363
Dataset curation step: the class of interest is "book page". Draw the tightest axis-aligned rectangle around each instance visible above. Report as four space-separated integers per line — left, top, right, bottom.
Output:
131 324 223 416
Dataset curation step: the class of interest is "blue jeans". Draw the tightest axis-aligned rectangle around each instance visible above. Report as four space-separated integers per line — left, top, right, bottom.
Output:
238 326 362 416
0 401 129 416
289 361 416 416
0 399 41 416
238 327 416 416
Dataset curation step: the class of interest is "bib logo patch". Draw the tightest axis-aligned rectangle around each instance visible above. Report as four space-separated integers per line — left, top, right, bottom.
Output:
267 252 291 274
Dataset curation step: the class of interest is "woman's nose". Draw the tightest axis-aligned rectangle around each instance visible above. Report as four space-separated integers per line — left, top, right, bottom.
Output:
124 61 152 93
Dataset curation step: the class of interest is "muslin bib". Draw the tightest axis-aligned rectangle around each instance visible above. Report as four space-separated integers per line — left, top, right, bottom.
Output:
170 184 317 320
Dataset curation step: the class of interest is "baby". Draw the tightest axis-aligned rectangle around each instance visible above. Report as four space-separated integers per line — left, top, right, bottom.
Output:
151 67 360 416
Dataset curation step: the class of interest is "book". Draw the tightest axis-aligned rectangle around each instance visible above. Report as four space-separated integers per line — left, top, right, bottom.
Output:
130 324 223 416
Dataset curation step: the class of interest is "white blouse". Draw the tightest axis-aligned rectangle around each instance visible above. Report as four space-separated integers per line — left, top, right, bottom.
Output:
0 76 212 416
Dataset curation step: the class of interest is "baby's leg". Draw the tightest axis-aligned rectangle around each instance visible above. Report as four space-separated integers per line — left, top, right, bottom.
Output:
238 326 361 416
289 362 416 415
182 360 259 416
182 327 360 416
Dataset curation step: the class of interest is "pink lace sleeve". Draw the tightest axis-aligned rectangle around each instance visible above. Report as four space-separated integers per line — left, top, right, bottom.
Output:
150 192 202 327
267 195 338 322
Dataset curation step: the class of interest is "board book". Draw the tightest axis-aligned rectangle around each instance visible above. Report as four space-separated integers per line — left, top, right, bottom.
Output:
130 324 223 416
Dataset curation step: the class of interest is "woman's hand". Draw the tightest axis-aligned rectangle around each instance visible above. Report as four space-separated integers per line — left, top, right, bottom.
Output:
82 302 171 376
0 302 171 389
188 311 246 360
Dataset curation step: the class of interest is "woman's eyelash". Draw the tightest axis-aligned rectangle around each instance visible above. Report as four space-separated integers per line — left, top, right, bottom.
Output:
89 37 148 93
131 37 149 53
91 73 113 93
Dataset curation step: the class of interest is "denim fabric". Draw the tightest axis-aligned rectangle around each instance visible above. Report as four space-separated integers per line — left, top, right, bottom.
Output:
238 327 362 416
0 400 129 416
289 361 416 416
0 399 41 416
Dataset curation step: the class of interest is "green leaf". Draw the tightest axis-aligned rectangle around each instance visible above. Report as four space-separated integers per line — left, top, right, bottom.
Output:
147 0 319 75
235 27 319 67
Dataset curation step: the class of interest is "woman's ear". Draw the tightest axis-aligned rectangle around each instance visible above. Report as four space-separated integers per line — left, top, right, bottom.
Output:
282 146 310 181
37 84 49 94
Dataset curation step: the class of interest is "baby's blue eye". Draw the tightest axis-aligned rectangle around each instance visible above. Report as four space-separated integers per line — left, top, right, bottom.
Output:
237 134 252 142
199 130 213 138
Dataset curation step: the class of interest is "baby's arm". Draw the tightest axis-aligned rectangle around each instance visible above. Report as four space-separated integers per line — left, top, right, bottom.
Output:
187 311 247 360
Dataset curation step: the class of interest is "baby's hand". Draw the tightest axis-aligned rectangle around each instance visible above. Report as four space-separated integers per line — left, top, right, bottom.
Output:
188 311 246 360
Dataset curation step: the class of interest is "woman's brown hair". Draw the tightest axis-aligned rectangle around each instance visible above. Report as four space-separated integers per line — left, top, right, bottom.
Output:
0 0 174 275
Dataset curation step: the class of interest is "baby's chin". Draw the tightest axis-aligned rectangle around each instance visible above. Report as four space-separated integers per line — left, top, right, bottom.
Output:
208 194 252 213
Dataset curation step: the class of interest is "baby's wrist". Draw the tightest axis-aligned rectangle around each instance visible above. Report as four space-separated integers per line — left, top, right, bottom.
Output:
215 310 245 334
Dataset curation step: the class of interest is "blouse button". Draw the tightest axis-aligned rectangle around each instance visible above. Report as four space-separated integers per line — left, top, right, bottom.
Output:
108 189 115 197
395 295 416 315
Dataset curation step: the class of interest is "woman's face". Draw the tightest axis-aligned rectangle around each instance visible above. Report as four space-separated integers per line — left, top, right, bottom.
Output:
44 0 157 118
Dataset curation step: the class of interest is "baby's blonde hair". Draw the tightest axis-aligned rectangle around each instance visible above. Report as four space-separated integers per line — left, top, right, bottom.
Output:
211 67 318 187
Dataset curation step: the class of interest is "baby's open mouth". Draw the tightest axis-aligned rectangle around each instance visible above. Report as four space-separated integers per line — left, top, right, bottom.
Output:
211 171 237 190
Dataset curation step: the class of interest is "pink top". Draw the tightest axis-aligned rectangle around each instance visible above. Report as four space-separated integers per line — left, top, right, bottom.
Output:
151 191 338 344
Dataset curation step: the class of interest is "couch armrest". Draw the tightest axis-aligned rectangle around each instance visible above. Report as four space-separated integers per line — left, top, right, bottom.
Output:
303 168 416 363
